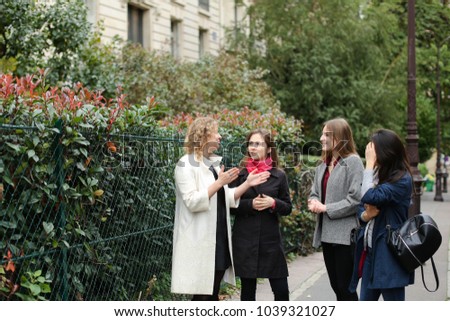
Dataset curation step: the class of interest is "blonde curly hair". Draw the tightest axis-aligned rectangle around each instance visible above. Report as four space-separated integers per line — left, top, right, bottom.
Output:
184 117 218 158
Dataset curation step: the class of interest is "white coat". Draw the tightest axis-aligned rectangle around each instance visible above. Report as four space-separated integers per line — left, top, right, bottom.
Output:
171 154 238 295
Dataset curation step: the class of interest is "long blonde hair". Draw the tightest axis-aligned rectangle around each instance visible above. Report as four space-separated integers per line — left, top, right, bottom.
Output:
184 117 218 159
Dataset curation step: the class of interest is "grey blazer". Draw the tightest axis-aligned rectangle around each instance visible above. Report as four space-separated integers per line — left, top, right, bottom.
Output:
309 154 364 248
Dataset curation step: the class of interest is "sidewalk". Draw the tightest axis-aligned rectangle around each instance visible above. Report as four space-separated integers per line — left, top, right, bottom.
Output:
228 191 450 301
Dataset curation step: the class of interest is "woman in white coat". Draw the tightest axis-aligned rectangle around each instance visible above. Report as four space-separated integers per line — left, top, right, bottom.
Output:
171 117 270 300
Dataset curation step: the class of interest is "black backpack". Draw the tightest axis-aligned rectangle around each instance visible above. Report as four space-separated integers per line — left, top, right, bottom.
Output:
387 213 442 292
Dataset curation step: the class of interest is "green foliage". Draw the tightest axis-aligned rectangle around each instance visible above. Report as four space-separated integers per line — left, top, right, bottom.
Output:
1 73 315 300
416 95 436 162
280 205 316 257
414 0 450 160
160 106 303 142
418 163 429 177
70 25 123 99
229 0 407 153
0 0 91 83
121 45 279 114
15 270 52 301
0 72 175 300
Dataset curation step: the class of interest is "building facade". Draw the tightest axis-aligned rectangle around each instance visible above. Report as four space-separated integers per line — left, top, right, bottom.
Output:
84 0 248 61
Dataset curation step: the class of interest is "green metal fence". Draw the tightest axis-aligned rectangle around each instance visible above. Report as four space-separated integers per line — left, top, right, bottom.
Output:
1 122 185 300
1 122 313 301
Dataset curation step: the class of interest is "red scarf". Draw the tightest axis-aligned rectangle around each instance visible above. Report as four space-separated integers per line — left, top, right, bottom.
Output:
246 157 273 174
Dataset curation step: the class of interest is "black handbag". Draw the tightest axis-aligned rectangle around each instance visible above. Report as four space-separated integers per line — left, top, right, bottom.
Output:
350 225 363 257
386 213 442 292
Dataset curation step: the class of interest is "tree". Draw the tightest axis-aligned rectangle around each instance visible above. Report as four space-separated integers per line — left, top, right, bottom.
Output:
229 0 408 153
414 0 450 158
0 0 91 84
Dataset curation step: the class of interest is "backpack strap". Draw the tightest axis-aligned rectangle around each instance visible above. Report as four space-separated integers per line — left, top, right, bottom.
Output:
420 257 439 292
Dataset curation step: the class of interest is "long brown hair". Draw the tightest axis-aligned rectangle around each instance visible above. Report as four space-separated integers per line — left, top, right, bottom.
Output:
320 118 357 162
241 129 279 168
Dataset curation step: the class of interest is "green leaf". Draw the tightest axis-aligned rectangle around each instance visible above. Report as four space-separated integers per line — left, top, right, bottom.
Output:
76 162 86 171
27 149 36 159
6 142 20 152
41 283 51 293
32 136 40 147
36 123 45 131
79 123 95 129
78 176 87 186
29 284 41 296
32 109 43 118
43 222 54 234
0 221 17 229
75 228 86 236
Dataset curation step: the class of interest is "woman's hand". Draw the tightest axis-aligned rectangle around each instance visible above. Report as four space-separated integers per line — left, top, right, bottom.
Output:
364 203 380 220
307 198 326 214
246 169 270 187
217 165 239 186
365 142 376 169
252 194 275 211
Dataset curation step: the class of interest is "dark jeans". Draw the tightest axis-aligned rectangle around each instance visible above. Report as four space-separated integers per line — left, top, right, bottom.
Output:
322 242 358 301
191 270 226 301
240 277 289 301
360 248 405 301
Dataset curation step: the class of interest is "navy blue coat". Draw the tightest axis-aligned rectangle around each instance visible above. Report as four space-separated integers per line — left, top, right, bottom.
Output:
349 173 415 291
230 168 292 278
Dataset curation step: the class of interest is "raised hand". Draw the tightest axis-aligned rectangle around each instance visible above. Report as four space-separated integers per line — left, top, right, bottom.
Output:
217 165 240 186
246 169 270 187
365 142 377 169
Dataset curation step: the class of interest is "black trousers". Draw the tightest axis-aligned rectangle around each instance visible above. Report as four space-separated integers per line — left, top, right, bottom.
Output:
240 277 289 301
322 242 358 301
191 270 226 301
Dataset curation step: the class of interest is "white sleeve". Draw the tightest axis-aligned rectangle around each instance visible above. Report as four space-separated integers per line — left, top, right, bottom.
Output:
175 165 210 213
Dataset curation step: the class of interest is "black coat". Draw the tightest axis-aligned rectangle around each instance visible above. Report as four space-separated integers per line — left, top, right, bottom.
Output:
230 168 292 278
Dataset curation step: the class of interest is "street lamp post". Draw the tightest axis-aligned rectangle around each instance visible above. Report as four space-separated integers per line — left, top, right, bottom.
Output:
443 161 448 193
406 0 423 217
434 41 444 201
434 35 450 201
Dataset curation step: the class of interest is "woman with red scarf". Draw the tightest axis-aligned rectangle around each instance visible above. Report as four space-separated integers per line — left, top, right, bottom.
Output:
230 129 292 301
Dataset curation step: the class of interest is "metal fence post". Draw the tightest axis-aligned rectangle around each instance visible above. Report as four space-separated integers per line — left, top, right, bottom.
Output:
53 118 68 300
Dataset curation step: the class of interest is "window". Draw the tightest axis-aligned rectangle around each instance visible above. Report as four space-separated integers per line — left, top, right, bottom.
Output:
199 0 209 11
128 5 144 45
171 20 181 58
199 28 208 58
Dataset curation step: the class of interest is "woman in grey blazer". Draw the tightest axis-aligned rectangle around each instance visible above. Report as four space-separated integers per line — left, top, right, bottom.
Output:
308 118 364 301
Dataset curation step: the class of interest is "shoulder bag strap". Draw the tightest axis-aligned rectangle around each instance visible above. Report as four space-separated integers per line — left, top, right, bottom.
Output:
420 257 439 292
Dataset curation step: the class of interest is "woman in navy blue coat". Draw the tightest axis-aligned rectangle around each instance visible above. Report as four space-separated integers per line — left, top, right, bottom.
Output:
349 129 414 301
